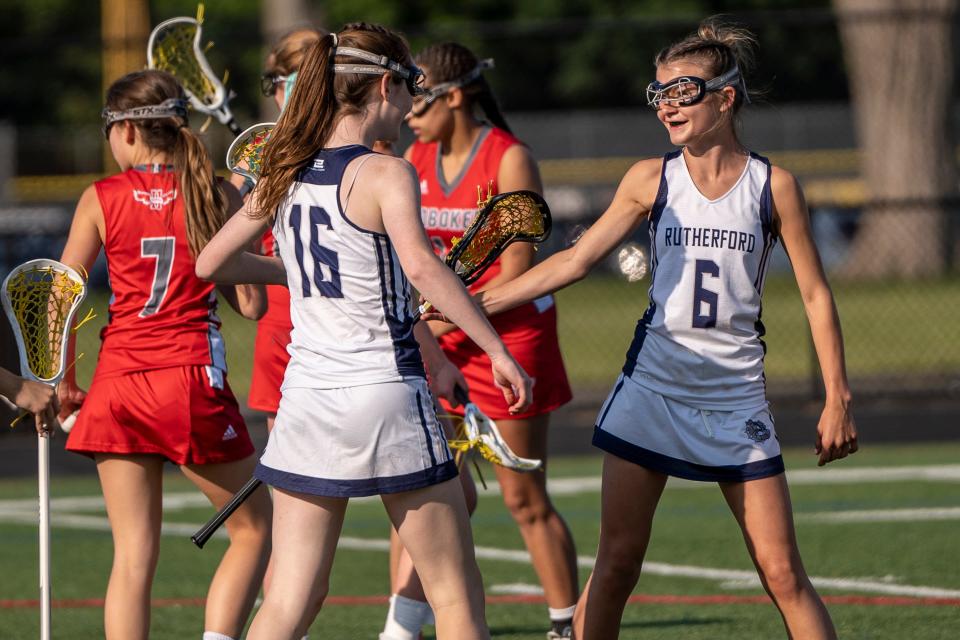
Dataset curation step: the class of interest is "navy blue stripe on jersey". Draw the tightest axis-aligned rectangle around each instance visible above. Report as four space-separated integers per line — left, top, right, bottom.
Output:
374 235 426 378
596 375 626 429
255 459 458 497
592 427 785 482
752 154 777 292
649 149 681 230
415 390 438 467
297 145 370 186
622 303 657 375
752 152 774 236
384 241 401 320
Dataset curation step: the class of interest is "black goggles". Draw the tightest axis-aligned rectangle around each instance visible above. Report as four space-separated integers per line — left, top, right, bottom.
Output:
409 59 495 118
333 46 426 96
646 66 747 109
260 74 290 97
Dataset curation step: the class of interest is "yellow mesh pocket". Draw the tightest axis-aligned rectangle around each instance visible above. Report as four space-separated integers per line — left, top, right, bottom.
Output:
150 21 219 108
3 264 85 381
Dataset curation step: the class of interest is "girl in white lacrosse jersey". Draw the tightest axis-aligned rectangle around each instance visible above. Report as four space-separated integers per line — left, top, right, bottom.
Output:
196 23 532 640
462 18 858 640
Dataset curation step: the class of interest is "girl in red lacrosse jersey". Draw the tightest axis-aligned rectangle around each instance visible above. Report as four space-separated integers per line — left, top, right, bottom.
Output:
387 42 579 640
58 70 271 640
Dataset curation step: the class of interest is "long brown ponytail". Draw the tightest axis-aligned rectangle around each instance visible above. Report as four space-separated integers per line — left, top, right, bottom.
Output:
253 23 414 221
415 42 512 134
103 70 226 258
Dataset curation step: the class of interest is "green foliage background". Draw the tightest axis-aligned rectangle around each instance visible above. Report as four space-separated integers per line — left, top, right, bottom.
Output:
0 0 844 133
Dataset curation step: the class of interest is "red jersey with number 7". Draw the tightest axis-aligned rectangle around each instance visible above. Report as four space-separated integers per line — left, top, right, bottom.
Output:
92 166 226 379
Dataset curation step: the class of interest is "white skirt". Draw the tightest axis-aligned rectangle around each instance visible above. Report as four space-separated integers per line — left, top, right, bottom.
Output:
256 378 457 497
593 373 784 482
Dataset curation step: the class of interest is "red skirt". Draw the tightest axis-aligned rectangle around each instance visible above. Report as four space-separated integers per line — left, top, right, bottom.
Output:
437 298 572 420
66 365 254 465
247 320 292 414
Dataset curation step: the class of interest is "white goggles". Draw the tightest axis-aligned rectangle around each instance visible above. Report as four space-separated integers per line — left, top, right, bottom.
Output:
646 66 748 109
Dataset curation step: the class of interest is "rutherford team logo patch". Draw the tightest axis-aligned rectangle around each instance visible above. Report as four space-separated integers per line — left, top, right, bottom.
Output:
133 188 177 211
744 419 771 443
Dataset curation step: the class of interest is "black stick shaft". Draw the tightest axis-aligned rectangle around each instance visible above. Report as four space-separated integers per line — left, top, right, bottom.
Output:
191 477 262 548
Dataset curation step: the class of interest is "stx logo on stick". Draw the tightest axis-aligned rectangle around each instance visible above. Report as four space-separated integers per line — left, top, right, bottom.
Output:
133 189 177 211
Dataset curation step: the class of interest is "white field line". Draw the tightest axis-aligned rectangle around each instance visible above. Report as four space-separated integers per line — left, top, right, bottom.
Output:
798 507 960 523
0 463 958 514
1 509 959 600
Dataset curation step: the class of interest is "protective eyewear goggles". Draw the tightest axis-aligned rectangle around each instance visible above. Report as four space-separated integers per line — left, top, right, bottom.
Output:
260 74 290 97
333 45 426 97
101 97 188 139
409 59 495 118
645 66 748 109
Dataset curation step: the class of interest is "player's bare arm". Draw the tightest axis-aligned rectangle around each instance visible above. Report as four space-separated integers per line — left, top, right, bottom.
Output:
772 165 857 465
377 156 532 412
195 192 286 285
428 143 541 338
476 157 661 316
57 185 106 416
214 180 268 319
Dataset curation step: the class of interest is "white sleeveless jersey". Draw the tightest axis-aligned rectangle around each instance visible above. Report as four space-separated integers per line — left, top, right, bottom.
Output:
275 145 424 390
624 150 777 410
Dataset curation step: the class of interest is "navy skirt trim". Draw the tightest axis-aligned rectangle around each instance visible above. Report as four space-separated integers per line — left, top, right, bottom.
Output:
255 459 459 497
593 426 785 482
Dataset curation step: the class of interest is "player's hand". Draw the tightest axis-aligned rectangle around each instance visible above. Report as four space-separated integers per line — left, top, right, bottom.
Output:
815 398 858 466
488 351 533 415
13 379 59 436
57 380 87 423
427 358 468 408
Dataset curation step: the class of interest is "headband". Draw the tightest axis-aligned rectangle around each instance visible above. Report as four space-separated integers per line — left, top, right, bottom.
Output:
332 45 425 94
101 97 189 130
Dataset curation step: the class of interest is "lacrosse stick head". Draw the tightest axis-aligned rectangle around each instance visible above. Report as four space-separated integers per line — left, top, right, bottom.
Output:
227 122 274 185
446 189 552 285
461 403 543 472
1 260 86 384
147 7 233 124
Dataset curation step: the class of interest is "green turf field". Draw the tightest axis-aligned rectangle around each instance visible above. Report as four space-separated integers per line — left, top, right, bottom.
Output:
1 442 958 638
72 273 960 402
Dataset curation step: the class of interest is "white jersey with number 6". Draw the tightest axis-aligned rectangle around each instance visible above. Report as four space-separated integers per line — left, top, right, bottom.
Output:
624 149 777 410
273 145 425 391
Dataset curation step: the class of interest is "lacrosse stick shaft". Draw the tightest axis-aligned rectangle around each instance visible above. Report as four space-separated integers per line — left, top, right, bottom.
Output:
191 476 262 548
39 432 51 640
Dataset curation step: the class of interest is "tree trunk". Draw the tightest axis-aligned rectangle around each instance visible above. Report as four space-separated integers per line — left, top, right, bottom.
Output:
834 0 957 278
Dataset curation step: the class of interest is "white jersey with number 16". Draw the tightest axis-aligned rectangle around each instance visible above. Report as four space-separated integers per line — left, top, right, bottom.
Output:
273 145 425 391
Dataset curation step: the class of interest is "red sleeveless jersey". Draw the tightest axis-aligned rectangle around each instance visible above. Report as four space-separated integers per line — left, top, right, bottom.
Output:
92 166 226 378
258 228 292 328
409 127 573 419
409 126 523 292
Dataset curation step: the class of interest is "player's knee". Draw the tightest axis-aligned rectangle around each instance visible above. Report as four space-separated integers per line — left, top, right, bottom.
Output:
502 488 551 526
597 538 646 585
756 555 805 601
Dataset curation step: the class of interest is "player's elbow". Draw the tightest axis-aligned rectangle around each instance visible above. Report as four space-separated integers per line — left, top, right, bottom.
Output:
194 251 220 282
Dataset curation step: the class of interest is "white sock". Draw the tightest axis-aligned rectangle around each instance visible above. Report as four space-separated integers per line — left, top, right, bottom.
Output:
549 604 576 622
380 593 433 640
202 633 236 640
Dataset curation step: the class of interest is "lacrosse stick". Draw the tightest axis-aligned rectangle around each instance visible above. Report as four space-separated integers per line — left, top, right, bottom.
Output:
1 259 87 640
448 386 542 473
226 122 274 185
148 3 242 135
419 185 552 314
